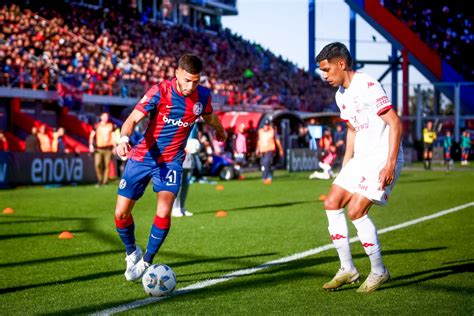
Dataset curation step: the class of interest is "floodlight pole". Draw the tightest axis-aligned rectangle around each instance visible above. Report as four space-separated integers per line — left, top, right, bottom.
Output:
309 0 316 74
350 9 356 63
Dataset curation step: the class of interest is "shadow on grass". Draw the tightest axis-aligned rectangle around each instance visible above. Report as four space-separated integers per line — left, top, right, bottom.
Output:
196 200 317 215
0 249 123 268
0 230 86 240
397 178 442 184
0 269 123 295
1 251 278 296
0 215 121 247
0 216 91 226
379 263 474 292
45 246 446 314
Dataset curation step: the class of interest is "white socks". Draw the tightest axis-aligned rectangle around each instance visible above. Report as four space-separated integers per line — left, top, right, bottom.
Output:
352 215 385 275
326 209 355 271
326 210 385 275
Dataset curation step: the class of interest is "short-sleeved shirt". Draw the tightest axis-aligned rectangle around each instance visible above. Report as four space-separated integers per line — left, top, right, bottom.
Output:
335 72 403 163
423 128 437 144
132 79 213 164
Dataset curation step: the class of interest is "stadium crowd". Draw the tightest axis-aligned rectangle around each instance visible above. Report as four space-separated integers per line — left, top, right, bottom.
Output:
0 2 333 111
383 0 473 80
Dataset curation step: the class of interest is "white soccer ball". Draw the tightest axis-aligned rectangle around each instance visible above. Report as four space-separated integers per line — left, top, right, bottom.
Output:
142 264 177 297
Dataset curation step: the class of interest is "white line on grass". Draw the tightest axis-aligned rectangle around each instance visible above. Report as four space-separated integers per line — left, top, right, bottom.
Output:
93 201 474 315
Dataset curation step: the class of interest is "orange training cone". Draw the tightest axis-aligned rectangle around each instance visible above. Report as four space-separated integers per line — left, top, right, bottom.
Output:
2 207 14 214
215 210 228 218
215 185 225 191
58 231 74 239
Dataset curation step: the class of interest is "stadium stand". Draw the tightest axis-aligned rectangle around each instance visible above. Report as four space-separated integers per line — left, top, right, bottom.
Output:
0 2 334 113
383 0 473 81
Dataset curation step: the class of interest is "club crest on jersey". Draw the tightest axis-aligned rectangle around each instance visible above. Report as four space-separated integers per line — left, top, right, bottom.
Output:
119 179 127 189
193 102 203 115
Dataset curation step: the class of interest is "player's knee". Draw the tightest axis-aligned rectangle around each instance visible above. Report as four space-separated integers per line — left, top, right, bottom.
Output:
324 195 341 210
347 207 363 221
114 210 131 220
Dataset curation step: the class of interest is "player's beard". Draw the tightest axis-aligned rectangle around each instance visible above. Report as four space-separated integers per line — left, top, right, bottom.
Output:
177 81 193 96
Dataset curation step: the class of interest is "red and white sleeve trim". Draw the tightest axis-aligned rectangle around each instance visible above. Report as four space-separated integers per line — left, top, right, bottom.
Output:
377 105 393 116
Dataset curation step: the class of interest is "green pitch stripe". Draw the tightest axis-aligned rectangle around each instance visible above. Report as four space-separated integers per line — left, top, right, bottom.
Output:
92 201 474 315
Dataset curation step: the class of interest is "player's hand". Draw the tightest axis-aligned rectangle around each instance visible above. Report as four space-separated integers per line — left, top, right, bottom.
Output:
215 129 227 142
116 142 131 160
378 163 395 190
89 144 94 153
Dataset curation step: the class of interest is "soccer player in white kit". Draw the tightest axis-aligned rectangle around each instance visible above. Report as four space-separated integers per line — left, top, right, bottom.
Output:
315 42 403 293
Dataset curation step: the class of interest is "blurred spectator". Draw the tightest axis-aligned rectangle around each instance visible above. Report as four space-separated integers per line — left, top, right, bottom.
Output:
37 124 52 152
319 129 333 157
309 145 337 180
422 120 437 170
172 127 199 217
296 124 309 148
333 124 346 156
89 112 115 186
0 2 334 111
461 131 471 165
245 120 258 165
443 130 453 169
0 130 8 151
233 123 247 165
384 1 473 79
52 127 68 153
25 126 41 152
256 119 283 184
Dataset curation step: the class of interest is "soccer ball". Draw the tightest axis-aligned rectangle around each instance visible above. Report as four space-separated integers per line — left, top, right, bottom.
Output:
142 264 177 297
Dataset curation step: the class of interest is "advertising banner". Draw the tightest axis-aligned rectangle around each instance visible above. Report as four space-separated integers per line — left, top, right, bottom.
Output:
286 149 319 172
0 152 97 188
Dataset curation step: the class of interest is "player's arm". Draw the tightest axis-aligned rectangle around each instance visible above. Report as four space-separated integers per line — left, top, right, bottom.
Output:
116 109 146 157
378 108 402 189
202 112 227 142
342 122 355 167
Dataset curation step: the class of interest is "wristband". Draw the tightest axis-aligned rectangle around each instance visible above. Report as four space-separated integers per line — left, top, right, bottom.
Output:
119 136 130 144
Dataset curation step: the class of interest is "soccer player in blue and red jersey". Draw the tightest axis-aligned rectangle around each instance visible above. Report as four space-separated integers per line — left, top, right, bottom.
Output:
114 54 227 281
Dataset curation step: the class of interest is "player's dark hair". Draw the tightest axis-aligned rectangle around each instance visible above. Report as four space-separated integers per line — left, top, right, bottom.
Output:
178 54 203 74
315 42 353 68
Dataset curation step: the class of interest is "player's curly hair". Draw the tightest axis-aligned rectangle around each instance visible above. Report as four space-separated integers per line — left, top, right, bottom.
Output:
315 42 353 68
178 54 203 74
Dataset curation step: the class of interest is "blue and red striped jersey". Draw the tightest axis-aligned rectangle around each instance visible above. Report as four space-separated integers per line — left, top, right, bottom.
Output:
131 78 213 163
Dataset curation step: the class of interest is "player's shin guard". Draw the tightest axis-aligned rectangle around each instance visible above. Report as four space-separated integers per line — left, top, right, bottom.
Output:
143 215 171 264
352 215 385 275
326 209 355 270
115 214 136 255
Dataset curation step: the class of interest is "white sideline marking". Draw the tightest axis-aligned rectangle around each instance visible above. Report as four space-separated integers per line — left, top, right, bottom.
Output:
93 201 474 315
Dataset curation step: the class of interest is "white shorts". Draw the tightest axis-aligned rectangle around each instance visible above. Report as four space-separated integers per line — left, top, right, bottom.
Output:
333 157 403 206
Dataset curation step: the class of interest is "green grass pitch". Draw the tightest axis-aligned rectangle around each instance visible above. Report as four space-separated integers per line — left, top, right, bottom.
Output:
0 166 473 315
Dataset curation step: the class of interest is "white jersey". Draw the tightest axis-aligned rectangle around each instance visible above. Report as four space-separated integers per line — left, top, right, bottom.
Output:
335 72 403 162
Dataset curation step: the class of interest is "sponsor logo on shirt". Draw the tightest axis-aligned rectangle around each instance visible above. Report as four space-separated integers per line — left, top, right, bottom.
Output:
358 176 368 191
351 115 369 132
376 96 390 108
162 114 193 127
119 179 127 189
193 102 203 115
367 81 375 88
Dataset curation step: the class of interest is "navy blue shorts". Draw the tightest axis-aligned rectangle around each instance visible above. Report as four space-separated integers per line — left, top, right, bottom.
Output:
117 158 182 200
